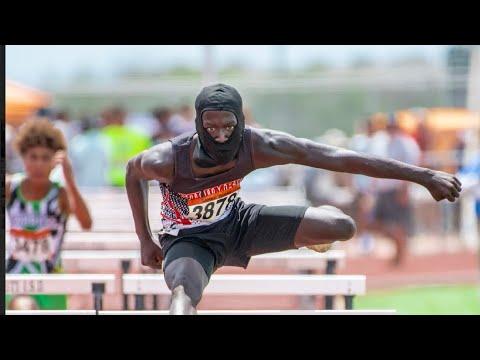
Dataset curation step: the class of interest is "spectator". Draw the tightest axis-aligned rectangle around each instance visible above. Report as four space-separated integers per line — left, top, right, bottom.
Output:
370 113 421 266
152 107 175 143
68 116 109 187
303 129 355 211
349 118 378 254
457 149 480 239
100 106 152 187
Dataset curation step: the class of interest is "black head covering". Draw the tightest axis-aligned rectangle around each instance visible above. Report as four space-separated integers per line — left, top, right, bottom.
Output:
194 83 245 168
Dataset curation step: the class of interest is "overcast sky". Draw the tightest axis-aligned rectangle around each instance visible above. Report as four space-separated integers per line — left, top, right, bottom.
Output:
6 45 448 88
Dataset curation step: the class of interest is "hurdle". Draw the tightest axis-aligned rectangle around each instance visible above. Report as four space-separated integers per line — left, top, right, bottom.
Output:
5 274 116 313
61 248 346 310
123 274 366 310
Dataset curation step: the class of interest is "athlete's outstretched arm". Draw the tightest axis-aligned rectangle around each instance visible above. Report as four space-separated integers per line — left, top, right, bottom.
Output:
125 143 173 269
251 128 462 202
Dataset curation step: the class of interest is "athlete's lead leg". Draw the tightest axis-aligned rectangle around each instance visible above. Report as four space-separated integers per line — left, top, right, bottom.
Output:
294 205 356 248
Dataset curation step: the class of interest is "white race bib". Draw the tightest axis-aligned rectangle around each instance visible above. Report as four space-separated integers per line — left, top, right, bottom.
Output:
10 228 53 262
183 179 241 223
188 191 238 222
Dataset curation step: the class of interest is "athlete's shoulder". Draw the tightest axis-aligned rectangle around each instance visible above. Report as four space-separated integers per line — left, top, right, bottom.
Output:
6 173 25 196
131 141 174 181
145 141 174 165
249 127 296 149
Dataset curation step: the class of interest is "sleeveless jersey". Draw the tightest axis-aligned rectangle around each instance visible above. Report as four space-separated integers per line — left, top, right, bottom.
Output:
6 174 68 274
159 128 255 236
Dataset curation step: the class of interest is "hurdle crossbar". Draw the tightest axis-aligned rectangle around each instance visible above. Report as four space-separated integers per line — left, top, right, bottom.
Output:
99 310 395 315
123 274 365 309
123 274 364 296
6 310 97 315
5 309 396 315
6 274 116 312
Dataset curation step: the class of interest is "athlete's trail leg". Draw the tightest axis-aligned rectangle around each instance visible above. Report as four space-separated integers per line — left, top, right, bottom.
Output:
164 257 209 315
170 285 197 315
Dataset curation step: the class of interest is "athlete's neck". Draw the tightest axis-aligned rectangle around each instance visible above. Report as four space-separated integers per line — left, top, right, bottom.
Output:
20 178 52 201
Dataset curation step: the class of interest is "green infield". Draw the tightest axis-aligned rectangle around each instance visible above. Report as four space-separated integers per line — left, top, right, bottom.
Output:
355 284 480 315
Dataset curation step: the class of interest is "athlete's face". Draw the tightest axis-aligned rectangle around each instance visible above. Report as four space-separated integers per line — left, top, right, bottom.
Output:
202 110 237 144
22 146 55 182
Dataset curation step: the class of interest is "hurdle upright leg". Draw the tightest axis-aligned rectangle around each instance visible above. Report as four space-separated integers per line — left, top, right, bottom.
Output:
298 269 316 309
135 295 145 310
92 283 106 315
344 295 354 310
121 260 132 310
324 259 337 310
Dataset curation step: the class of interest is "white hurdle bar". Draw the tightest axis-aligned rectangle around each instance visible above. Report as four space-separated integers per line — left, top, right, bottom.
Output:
5 274 116 312
99 310 396 315
61 248 345 311
123 274 366 309
6 310 97 315
5 309 396 315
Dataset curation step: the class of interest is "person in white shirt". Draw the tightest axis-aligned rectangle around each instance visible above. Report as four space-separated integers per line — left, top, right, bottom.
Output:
370 114 421 266
349 118 383 254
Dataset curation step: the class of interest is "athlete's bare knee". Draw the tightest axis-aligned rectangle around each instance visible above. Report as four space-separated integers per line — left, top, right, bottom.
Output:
317 206 356 240
334 214 357 240
313 206 356 239
315 208 356 240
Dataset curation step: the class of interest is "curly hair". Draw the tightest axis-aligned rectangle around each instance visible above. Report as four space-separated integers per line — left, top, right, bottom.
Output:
14 118 67 155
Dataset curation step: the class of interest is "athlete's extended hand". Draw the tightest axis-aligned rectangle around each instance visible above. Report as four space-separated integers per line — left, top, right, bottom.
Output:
140 239 164 270
423 170 462 202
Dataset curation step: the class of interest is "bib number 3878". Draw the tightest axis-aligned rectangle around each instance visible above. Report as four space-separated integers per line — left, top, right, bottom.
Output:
191 192 237 220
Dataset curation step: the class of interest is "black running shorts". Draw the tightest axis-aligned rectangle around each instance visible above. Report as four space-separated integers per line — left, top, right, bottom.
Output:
159 198 308 275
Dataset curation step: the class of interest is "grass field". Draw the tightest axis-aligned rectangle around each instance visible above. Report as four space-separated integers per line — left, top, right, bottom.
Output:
355 284 480 315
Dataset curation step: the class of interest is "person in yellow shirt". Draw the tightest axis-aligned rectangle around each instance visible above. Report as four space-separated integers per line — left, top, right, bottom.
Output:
100 106 152 187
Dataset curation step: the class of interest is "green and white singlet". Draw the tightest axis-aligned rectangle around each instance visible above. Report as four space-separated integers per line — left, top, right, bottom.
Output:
6 174 68 274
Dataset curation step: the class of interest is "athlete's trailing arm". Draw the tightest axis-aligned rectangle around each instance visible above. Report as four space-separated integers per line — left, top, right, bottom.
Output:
125 143 174 269
251 128 462 202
